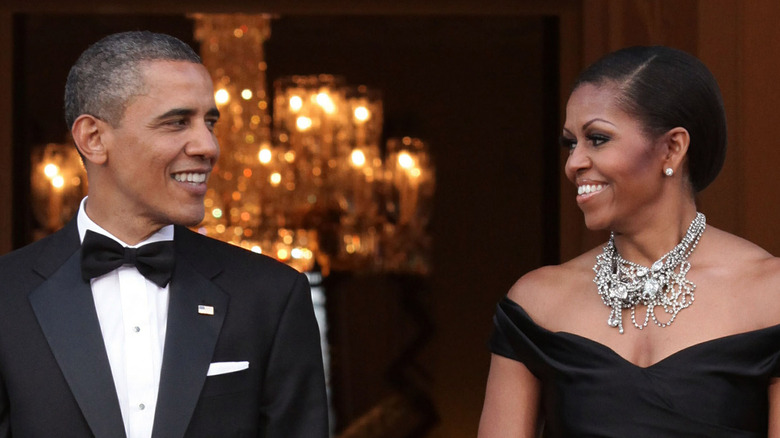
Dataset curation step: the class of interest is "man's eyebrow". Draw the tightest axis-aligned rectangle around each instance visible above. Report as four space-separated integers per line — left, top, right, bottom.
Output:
206 108 220 119
154 108 196 122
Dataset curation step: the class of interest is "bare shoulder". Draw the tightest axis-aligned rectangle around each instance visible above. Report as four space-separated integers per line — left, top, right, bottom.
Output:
700 226 780 274
507 245 604 326
697 226 780 324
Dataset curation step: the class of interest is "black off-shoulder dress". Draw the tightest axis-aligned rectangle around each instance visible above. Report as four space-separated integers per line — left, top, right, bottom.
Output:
490 297 780 437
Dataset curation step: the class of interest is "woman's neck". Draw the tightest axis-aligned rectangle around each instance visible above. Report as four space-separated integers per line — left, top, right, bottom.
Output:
611 203 699 267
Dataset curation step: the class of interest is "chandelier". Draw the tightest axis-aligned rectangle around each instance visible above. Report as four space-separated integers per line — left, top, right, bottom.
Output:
30 143 88 240
192 14 435 275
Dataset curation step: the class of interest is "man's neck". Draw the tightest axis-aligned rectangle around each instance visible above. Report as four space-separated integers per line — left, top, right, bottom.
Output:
83 197 167 245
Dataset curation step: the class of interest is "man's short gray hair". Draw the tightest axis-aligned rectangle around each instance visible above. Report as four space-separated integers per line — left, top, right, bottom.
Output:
64 30 201 129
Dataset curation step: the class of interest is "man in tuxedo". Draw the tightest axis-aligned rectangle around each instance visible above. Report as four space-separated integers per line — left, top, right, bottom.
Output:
0 31 328 437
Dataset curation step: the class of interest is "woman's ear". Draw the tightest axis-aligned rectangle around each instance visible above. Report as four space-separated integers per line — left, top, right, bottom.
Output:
661 127 690 175
71 114 109 166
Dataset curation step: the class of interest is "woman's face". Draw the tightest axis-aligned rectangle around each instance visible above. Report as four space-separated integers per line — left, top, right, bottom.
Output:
562 83 667 232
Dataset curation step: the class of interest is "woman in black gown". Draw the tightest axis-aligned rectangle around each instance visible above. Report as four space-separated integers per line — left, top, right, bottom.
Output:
478 46 780 437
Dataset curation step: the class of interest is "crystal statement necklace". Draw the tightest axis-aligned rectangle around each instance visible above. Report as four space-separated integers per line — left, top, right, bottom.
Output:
593 212 706 334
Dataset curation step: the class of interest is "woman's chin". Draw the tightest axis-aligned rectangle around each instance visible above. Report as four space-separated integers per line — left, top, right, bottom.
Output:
582 214 609 232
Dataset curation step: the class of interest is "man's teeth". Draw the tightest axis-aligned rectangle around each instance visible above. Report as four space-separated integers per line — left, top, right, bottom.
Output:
173 173 207 183
578 184 604 195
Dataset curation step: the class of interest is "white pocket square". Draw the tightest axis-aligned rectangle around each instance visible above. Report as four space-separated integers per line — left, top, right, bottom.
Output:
207 361 249 376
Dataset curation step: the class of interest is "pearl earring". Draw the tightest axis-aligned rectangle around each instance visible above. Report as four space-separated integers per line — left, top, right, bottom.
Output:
664 168 674 177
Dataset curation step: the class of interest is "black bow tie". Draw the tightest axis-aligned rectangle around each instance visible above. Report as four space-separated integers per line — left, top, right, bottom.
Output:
81 230 175 288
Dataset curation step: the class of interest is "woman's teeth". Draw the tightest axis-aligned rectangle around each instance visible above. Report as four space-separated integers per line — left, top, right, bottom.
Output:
578 184 604 195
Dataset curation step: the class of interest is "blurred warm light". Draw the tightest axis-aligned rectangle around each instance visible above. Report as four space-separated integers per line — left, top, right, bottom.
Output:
43 163 59 179
296 116 313 131
354 106 370 122
215 88 230 105
290 247 313 260
51 175 65 189
351 149 366 167
251 246 262 254
284 151 296 162
241 89 253 100
277 248 290 260
212 208 223 218
270 172 282 186
258 147 273 164
411 168 422 178
289 95 303 112
316 92 336 113
398 152 415 169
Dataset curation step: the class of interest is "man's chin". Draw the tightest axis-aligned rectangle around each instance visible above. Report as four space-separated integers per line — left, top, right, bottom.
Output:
171 209 206 228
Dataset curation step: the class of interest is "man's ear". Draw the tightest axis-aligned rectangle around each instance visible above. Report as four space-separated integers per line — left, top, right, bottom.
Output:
71 114 109 165
661 127 690 175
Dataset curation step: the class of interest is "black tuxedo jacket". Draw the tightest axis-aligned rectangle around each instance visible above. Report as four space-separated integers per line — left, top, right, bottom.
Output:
0 219 328 437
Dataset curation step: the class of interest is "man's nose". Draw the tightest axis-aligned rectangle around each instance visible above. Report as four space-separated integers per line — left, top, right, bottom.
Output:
187 123 220 162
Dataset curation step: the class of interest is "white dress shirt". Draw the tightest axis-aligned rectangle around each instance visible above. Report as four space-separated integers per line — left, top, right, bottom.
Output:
77 197 172 438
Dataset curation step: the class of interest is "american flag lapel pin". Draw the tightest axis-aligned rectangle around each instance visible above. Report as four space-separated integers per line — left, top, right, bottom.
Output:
198 305 215 316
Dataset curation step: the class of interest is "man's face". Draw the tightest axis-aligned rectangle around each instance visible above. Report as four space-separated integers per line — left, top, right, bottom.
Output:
98 60 219 231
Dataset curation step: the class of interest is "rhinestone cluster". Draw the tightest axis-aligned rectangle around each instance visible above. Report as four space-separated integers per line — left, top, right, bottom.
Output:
593 212 706 334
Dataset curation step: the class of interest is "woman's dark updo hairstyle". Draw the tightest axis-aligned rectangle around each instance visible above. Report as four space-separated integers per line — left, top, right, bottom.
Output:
573 46 726 192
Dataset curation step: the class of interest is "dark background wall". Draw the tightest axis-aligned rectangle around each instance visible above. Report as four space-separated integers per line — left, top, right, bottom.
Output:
265 16 559 435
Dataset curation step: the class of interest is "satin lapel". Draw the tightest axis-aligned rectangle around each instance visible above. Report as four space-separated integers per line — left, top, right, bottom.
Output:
28 249 127 438
32 216 80 279
152 236 228 438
